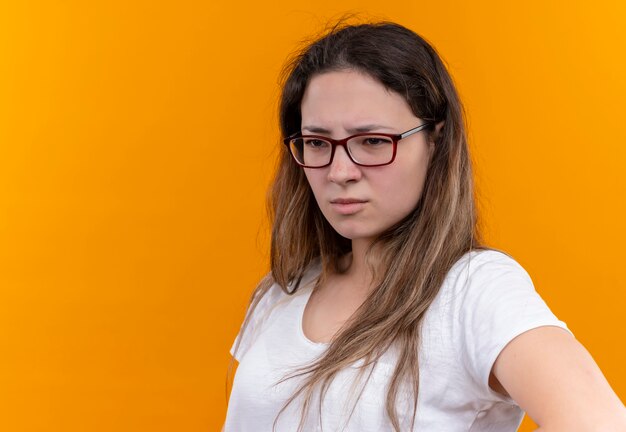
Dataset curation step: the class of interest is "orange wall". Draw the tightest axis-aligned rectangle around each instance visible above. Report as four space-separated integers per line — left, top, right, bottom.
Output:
1 1 624 431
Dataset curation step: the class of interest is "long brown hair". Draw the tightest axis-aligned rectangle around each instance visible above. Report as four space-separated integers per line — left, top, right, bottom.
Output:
230 20 481 431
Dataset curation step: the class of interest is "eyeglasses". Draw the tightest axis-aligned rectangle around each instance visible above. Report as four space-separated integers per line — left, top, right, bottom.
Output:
283 123 432 168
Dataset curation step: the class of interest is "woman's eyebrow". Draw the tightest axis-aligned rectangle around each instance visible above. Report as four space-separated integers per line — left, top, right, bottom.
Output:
301 124 394 134
301 125 331 134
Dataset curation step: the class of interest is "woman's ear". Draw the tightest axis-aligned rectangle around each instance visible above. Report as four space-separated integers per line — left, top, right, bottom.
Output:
428 121 445 153
434 120 445 137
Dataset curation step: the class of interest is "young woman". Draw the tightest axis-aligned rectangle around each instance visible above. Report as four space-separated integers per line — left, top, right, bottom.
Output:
224 22 626 431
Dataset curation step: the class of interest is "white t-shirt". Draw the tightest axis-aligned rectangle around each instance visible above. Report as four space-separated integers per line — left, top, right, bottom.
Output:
225 250 570 431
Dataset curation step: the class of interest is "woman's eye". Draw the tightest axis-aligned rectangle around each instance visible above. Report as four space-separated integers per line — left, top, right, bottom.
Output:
304 139 329 148
363 137 391 146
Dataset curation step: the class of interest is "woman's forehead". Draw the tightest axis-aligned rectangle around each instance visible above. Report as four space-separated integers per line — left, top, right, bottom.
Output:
300 70 415 130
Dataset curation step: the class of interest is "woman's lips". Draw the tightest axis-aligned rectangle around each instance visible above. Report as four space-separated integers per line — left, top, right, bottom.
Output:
329 198 368 215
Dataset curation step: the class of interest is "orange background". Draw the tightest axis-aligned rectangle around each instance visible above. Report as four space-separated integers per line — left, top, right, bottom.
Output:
1 1 624 431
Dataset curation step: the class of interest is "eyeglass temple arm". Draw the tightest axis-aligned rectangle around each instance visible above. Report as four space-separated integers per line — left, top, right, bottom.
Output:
399 122 431 139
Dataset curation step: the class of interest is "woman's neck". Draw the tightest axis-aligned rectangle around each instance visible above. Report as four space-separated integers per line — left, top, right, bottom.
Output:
338 238 380 292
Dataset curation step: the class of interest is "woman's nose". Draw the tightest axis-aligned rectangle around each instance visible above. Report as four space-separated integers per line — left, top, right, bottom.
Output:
327 145 362 184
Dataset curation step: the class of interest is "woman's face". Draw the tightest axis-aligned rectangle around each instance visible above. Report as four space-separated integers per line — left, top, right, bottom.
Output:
300 69 433 243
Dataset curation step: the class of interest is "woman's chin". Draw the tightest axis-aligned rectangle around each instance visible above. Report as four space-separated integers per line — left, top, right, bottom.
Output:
329 224 380 243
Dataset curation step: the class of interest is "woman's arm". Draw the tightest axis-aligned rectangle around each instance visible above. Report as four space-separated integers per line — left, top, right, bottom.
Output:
491 326 626 431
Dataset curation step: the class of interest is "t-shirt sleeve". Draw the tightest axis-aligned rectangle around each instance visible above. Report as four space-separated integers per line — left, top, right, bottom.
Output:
456 251 571 401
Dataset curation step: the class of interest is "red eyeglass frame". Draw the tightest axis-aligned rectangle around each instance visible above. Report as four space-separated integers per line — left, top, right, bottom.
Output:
282 122 432 168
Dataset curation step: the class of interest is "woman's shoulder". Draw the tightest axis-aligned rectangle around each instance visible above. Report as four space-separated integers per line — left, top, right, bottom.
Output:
231 260 322 361
255 258 323 313
440 248 536 304
447 248 531 283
